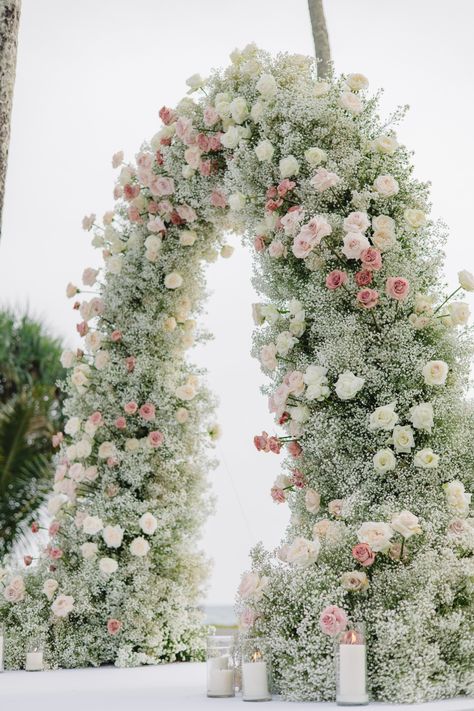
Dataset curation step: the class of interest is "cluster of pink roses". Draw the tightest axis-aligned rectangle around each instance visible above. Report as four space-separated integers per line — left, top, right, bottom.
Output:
326 267 410 310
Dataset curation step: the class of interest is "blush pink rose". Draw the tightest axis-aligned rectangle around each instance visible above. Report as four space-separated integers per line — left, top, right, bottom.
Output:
355 270 373 287
111 330 122 342
352 543 375 567
326 270 348 290
357 288 379 309
386 276 410 301
268 240 285 258
271 487 286 503
49 547 63 560
148 430 164 448
287 441 302 458
31 521 40 533
124 401 138 415
177 205 197 223
24 555 33 566
89 411 102 426
254 236 266 252
52 432 63 448
115 417 127 430
107 456 119 468
360 247 382 271
319 605 348 636
277 179 296 197
196 133 211 152
208 134 222 151
150 176 175 197
139 403 156 421
125 356 136 372
203 106 219 127
158 106 176 125
107 619 122 635
254 432 269 452
210 190 227 208
291 469 305 488
123 184 140 201
49 521 60 537
268 437 281 454
113 185 123 200
128 206 141 223
76 321 89 337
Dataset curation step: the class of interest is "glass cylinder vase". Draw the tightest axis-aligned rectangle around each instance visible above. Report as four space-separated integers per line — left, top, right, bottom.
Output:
335 623 368 705
25 637 44 671
241 637 272 702
206 635 235 698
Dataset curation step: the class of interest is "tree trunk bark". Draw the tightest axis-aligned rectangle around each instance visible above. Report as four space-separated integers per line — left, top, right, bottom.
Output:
0 0 21 238
308 0 331 79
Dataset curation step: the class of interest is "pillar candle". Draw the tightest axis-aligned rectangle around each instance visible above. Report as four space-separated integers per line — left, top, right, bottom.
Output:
337 642 368 705
25 650 43 671
242 660 270 701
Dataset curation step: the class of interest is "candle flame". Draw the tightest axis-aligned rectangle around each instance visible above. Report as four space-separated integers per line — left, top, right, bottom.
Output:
251 649 262 662
341 629 362 645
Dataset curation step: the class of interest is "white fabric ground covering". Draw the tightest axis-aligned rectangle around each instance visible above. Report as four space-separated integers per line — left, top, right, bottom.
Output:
0 662 472 711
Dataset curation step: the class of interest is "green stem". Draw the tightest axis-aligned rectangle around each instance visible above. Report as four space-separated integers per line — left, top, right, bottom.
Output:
433 286 461 315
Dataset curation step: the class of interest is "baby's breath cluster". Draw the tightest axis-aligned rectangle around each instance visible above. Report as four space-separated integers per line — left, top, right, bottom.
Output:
0 45 473 696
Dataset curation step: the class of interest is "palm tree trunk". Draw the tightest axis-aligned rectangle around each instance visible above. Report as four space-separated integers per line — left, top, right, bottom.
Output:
0 0 21 238
308 0 331 79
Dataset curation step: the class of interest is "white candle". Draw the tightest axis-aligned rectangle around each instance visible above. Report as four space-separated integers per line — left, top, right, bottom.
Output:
0 634 4 672
337 642 368 705
207 655 234 697
25 650 43 671
242 660 270 701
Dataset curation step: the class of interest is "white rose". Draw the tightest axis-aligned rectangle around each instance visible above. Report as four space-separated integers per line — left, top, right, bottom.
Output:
285 536 320 568
64 417 81 436
313 80 330 97
230 96 248 124
304 147 326 166
43 578 59 600
279 155 299 179
346 73 369 91
260 304 279 324
372 135 398 155
85 331 103 352
250 100 265 122
305 489 321 514
311 167 341 192
392 425 415 454
373 448 396 473
458 270 474 292
185 73 205 92
182 165 195 179
48 495 65 516
288 404 310 423
422 360 449 386
341 232 370 260
125 438 140 452
71 364 90 393
99 557 118 574
228 192 246 211
409 402 434 432
340 91 363 114
82 515 103 535
404 208 426 229
260 344 277 371
220 125 240 149
106 254 123 274
372 228 396 252
221 245 234 259
357 521 393 552
180 230 197 246
341 571 369 592
304 365 329 401
335 371 365 400
98 441 115 459
75 438 92 459
255 139 275 162
256 73 277 97
238 571 268 601
369 402 398 431
51 594 74 618
139 512 158 535
343 211 370 234
414 294 434 314
164 272 183 289
80 542 98 559
391 510 422 539
175 407 189 424
444 480 472 517
414 448 439 469
275 330 297 356
102 525 124 548
374 174 399 197
448 302 470 326
130 537 150 557
175 383 197 401
60 350 75 368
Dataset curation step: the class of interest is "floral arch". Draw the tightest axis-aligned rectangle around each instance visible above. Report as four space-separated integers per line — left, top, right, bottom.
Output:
1 45 474 702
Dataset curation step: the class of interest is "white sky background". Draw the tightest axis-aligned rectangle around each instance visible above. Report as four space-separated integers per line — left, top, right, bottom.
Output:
1 0 474 604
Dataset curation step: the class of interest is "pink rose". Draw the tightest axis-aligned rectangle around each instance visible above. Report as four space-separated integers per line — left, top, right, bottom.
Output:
357 288 379 309
203 106 219 127
277 179 296 197
147 216 166 233
328 499 343 517
196 133 210 152
291 469 305 488
49 521 60 536
287 441 302 458
139 403 156 421
107 619 122 635
111 330 122 342
175 117 194 144
124 401 138 415
199 160 211 177
82 267 99 287
254 432 269 452
326 270 348 290
240 608 257 629
49 547 63 560
128 206 141 223
268 437 281 454
386 276 410 301
310 167 341 192
355 270 373 287
352 543 375 567
52 432 63 448
360 247 382 271
89 411 102 426
125 356 136 372
150 176 175 197
113 185 123 200
210 190 227 208
123 184 139 201
254 236 266 252
271 487 286 503
76 321 89 337
31 521 40 533
115 417 127 430
107 457 119 468
293 216 332 259
148 430 164 448
24 555 33 566
319 605 348 636
158 106 176 125
268 240 285 258
177 205 197 222
208 134 222 152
